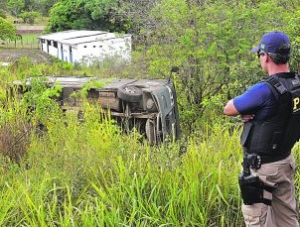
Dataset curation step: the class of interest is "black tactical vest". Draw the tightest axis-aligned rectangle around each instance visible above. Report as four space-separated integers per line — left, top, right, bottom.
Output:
241 72 300 162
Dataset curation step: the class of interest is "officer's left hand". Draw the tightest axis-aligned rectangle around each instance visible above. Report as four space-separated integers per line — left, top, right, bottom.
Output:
241 114 254 123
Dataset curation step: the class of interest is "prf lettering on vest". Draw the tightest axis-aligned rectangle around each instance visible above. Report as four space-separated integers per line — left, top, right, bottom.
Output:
293 97 300 113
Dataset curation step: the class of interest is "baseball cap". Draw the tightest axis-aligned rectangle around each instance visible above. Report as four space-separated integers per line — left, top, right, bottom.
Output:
251 31 291 55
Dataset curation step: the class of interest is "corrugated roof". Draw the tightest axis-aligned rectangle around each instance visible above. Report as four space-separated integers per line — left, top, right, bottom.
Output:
61 33 116 45
62 34 131 46
39 30 108 42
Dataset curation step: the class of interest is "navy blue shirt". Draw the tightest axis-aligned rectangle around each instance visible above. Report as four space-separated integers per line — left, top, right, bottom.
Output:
233 82 278 121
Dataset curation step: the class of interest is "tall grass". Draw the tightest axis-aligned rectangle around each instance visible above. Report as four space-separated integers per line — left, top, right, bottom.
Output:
0 100 245 226
0 59 299 226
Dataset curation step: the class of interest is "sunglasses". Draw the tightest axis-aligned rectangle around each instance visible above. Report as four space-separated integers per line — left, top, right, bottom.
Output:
257 51 266 58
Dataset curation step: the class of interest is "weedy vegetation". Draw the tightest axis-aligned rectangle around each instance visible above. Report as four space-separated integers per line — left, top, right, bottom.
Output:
0 56 249 227
0 57 299 227
1 0 300 226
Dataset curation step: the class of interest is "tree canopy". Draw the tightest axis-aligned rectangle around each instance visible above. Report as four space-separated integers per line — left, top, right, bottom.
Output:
1 0 58 17
0 17 16 41
46 0 120 32
7 0 24 17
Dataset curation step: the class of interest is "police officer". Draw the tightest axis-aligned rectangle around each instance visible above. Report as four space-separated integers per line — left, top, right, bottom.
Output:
224 31 300 226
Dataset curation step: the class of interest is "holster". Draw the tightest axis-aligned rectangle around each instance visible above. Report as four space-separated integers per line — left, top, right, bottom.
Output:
238 172 272 206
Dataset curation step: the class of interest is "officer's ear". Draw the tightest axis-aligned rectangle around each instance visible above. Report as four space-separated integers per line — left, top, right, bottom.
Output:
264 53 271 63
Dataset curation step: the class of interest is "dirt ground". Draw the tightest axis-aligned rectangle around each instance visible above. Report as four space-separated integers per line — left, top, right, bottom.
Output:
0 48 53 64
16 26 45 34
0 26 52 64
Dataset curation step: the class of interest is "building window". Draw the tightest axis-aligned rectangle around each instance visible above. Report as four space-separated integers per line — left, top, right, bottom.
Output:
53 41 58 48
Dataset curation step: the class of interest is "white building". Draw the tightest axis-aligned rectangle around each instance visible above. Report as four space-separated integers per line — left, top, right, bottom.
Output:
38 30 131 66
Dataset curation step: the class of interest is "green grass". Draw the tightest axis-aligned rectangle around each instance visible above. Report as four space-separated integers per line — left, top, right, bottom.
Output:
3 33 41 49
0 93 245 226
5 13 48 26
0 59 298 226
0 127 245 226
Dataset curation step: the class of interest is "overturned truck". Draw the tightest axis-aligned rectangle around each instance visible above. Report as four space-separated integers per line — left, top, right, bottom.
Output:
14 73 180 145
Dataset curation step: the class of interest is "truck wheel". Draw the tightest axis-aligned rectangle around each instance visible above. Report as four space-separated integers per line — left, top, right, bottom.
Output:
146 119 155 145
117 85 142 102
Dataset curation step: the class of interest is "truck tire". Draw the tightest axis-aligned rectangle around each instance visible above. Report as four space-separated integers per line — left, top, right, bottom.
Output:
117 85 142 102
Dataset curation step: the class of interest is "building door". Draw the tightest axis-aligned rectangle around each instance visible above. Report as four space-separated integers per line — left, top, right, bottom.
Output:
69 46 73 63
60 44 64 61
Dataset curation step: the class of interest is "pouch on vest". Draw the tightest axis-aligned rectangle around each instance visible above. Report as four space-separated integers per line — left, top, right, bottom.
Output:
241 122 253 147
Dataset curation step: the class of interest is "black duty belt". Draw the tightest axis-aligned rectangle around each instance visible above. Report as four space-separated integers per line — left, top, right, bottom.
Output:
245 152 291 169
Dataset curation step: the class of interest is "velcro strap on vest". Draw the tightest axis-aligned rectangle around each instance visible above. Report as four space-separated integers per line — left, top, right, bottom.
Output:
267 76 288 95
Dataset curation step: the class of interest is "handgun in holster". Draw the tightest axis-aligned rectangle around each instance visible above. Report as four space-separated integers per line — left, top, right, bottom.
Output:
238 154 273 205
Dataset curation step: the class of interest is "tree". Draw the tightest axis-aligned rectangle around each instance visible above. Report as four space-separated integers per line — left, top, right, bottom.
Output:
24 0 35 11
116 0 162 45
46 0 91 31
0 0 8 12
46 0 123 33
0 17 16 41
285 3 300 73
0 9 6 18
39 0 58 16
19 11 41 24
140 0 292 131
7 0 25 17
22 0 58 16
